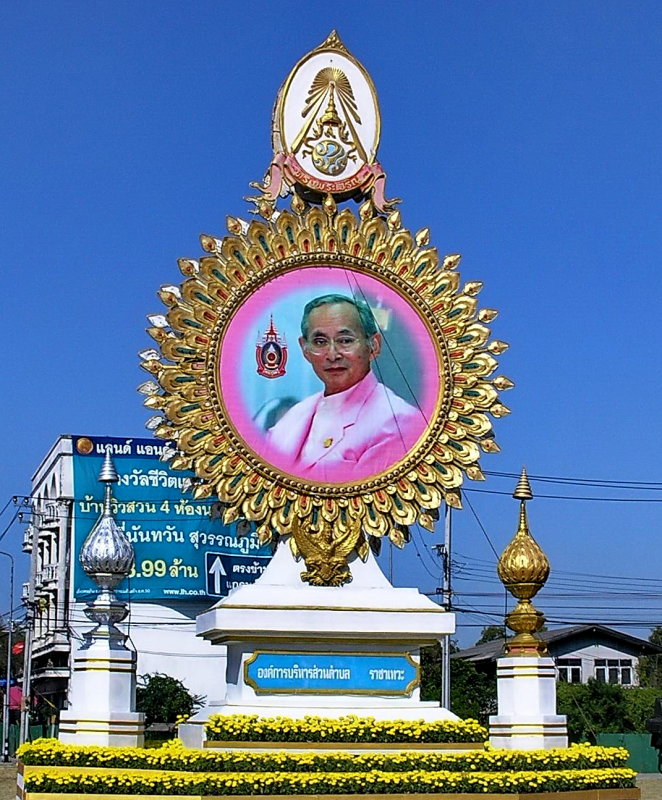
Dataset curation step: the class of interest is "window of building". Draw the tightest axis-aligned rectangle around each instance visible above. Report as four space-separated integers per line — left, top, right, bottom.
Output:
557 658 582 683
594 658 633 685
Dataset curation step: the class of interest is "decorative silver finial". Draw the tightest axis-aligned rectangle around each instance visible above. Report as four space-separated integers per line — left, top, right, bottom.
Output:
80 453 133 580
98 450 119 483
78 454 134 648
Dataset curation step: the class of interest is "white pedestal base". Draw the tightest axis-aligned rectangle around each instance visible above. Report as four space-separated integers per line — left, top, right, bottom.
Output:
59 641 144 747
180 540 456 749
489 656 567 750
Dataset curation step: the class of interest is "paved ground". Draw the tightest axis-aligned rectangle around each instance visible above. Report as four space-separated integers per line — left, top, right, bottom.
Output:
637 774 662 800
0 764 15 800
0 762 660 799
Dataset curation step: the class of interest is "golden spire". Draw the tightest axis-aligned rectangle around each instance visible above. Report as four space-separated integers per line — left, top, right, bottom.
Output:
320 84 341 126
513 466 533 500
497 466 550 656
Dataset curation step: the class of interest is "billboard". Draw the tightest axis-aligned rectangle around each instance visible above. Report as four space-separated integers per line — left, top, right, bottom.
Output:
72 435 271 601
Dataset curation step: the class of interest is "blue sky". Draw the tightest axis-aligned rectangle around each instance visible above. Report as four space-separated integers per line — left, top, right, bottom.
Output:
2 1 662 646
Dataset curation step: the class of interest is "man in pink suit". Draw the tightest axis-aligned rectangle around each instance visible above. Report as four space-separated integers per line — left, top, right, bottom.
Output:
266 294 426 481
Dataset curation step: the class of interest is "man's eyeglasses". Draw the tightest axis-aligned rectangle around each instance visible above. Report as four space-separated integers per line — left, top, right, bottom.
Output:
305 335 363 356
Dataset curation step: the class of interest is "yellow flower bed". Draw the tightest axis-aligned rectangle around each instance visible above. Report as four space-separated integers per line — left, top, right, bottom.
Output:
20 737 637 796
205 713 487 742
24 766 637 795
18 738 630 774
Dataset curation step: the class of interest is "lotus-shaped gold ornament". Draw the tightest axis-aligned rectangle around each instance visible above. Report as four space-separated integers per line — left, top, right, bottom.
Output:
497 468 550 655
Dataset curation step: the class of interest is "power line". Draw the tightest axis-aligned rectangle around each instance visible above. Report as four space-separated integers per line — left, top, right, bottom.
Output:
484 469 662 489
462 493 500 558
465 487 662 502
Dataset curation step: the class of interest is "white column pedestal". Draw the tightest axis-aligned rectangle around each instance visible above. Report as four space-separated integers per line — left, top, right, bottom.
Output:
59 641 145 747
179 540 456 749
489 656 567 750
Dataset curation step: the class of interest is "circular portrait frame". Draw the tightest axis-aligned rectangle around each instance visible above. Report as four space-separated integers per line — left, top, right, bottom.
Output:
215 262 447 489
144 203 510 547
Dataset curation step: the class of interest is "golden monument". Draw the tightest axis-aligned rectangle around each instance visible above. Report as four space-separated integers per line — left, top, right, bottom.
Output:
141 32 513 586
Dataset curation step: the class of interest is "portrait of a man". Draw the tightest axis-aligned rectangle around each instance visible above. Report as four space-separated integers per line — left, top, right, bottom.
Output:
265 294 426 480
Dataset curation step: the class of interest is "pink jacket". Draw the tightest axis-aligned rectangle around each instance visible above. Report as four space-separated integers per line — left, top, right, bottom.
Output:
266 372 426 482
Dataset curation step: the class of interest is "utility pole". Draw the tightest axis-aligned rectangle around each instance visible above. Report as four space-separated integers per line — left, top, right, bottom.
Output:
0 552 13 761
20 510 40 745
434 504 453 710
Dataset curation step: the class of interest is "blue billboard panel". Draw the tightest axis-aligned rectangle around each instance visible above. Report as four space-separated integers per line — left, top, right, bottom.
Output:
72 435 271 602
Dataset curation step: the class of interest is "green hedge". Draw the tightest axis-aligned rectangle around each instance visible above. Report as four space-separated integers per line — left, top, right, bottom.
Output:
557 681 661 743
18 738 630 774
24 767 637 796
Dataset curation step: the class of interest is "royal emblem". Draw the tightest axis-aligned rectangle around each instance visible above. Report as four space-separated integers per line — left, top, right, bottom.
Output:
250 31 398 214
256 316 288 378
300 67 360 176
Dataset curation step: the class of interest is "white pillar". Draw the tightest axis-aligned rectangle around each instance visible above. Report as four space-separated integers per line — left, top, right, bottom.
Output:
59 639 144 747
489 656 567 750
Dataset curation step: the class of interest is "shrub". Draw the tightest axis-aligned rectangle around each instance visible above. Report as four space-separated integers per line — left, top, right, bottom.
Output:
420 644 497 724
136 673 204 728
557 680 633 743
623 686 659 732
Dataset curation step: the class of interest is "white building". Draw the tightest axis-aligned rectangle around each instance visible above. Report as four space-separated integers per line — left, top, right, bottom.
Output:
26 434 269 716
455 624 662 686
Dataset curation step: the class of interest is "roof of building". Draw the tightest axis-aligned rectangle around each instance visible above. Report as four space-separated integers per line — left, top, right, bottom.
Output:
454 624 662 663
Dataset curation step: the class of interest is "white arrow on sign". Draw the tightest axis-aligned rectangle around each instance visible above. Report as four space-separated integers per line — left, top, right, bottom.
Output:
209 556 227 595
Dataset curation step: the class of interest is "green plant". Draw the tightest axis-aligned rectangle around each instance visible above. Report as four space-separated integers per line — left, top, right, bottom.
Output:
449 658 497 724
557 679 633 743
419 643 497 724
136 673 204 728
622 686 659 731
638 627 662 689
474 626 507 645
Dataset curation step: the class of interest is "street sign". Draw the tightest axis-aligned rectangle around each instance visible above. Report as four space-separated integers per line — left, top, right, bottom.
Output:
205 552 270 597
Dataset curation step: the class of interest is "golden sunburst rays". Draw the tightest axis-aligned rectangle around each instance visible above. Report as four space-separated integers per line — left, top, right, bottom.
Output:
303 67 360 124
140 198 512 551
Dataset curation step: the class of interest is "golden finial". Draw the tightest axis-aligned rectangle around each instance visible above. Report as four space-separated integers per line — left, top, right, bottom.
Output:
387 209 402 231
315 30 350 54
359 198 375 220
493 375 515 391
497 467 550 656
513 466 533 500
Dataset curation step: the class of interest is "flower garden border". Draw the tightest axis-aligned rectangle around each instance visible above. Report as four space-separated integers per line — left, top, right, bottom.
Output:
16 738 640 800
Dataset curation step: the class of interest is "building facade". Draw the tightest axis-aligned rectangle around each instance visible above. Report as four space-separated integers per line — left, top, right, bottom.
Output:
455 625 662 687
26 434 270 716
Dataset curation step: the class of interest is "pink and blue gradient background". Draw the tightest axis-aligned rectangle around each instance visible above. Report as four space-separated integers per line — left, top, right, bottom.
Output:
218 267 441 481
